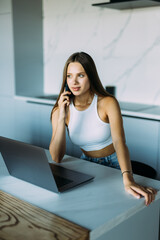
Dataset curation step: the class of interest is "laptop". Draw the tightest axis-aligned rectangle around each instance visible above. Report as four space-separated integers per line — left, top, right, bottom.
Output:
0 136 94 193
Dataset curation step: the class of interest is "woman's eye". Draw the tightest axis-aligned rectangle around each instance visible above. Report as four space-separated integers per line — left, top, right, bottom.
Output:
79 74 84 78
67 75 71 78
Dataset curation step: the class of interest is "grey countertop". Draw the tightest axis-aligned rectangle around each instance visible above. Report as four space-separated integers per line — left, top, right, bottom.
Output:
15 95 160 121
119 102 160 120
14 95 58 105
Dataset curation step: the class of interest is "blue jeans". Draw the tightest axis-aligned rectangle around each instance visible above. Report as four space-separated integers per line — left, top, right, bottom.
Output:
80 152 120 170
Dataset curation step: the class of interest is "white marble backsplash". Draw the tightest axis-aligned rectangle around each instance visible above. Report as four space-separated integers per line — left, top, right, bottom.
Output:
43 0 160 105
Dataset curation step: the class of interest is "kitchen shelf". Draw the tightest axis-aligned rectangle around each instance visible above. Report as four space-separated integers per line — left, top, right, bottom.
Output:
92 0 160 10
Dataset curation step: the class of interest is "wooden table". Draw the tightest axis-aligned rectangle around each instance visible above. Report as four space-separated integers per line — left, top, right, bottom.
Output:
0 190 89 240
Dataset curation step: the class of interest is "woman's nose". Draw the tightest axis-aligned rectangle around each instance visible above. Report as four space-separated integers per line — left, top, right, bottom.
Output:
72 76 79 84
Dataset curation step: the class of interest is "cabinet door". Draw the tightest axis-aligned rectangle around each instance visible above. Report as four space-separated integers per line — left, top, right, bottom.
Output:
38 104 52 149
14 100 40 145
122 117 159 170
14 101 52 149
158 122 160 179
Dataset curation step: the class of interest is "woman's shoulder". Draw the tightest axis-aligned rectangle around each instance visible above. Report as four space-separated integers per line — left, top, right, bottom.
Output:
98 95 119 106
97 95 121 114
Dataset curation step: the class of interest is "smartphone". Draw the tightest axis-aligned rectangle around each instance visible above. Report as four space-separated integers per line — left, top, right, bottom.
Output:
65 83 70 92
65 83 73 97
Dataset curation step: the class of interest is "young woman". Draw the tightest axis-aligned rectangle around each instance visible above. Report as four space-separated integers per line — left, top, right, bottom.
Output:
49 52 157 205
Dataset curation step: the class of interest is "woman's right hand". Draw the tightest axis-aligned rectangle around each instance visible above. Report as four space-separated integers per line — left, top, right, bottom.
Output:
58 90 71 120
49 90 71 163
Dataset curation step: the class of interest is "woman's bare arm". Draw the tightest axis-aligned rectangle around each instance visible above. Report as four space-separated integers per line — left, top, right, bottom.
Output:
49 91 70 163
104 97 157 205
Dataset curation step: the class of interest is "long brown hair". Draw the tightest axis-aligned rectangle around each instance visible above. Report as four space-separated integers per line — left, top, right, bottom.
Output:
50 52 111 120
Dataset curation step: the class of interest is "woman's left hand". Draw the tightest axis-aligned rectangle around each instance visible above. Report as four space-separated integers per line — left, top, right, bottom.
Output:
123 174 157 206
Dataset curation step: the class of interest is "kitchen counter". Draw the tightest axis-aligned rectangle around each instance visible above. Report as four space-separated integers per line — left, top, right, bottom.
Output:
14 95 57 105
15 95 160 121
120 101 160 121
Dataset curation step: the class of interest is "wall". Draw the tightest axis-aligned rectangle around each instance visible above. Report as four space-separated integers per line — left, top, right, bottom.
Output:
43 0 160 105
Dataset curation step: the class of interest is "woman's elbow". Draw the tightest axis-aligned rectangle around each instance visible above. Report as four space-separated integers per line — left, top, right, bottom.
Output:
53 156 62 163
49 146 63 163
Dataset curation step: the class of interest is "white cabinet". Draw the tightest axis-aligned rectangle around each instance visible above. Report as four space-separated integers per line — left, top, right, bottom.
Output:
122 116 159 177
157 123 160 179
13 100 52 149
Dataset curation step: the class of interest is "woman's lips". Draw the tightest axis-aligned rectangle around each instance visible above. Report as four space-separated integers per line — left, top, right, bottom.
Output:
72 87 80 91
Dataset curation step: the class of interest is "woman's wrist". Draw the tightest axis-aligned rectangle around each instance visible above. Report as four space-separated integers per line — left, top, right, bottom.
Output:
122 170 133 176
122 170 134 185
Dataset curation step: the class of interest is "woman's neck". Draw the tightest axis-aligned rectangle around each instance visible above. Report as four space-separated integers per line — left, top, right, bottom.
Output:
73 91 94 107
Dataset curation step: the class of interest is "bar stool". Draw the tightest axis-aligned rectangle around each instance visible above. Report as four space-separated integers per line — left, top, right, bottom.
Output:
131 161 157 179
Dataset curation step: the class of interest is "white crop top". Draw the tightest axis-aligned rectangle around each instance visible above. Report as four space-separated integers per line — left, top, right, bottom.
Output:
68 94 113 151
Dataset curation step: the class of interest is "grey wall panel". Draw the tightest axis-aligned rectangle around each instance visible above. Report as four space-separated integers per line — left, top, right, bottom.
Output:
0 9 15 96
12 0 44 96
0 0 11 14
